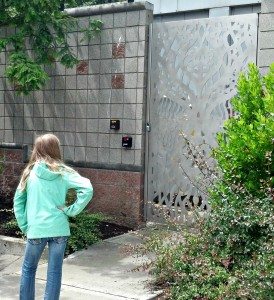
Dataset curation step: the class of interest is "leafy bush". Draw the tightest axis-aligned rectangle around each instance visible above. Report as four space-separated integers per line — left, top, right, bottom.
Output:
214 63 274 195
1 212 23 238
64 189 106 254
66 211 104 254
144 64 274 299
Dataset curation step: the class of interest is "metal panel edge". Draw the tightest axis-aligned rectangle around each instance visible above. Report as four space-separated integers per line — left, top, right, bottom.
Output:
144 22 153 222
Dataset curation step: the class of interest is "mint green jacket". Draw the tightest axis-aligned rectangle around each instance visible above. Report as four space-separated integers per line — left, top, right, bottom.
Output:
14 162 93 239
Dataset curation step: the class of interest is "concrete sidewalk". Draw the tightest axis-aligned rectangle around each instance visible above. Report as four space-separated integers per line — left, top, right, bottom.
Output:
0 232 162 300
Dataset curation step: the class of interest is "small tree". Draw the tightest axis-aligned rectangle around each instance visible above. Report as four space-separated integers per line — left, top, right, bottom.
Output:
214 63 274 195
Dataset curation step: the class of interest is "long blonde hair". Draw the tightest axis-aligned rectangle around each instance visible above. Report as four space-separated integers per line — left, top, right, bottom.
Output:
19 134 63 190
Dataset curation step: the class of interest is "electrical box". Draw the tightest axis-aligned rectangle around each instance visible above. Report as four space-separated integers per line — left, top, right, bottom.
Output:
110 119 120 130
122 136 132 148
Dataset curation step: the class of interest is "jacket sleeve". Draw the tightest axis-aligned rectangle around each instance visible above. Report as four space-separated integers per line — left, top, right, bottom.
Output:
13 187 28 234
63 171 93 217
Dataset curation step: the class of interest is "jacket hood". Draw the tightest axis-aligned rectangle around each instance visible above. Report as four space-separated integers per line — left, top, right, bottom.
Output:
33 162 61 181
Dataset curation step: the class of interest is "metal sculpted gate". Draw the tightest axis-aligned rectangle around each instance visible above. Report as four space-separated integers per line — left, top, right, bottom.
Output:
146 14 258 223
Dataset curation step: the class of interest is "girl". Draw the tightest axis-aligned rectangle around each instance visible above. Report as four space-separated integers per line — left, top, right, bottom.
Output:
14 133 93 300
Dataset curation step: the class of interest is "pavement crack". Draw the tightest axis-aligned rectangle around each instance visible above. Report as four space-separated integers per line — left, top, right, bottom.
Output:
62 283 138 299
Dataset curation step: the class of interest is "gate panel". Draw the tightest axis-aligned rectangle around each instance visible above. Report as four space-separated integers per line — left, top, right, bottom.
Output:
146 14 258 223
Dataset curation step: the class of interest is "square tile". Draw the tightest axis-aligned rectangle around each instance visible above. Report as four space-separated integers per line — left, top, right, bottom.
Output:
76 60 89 75
110 148 122 164
101 29 113 44
88 89 99 103
125 57 138 73
126 11 140 26
99 89 112 103
112 43 125 59
110 104 123 118
102 13 114 29
124 89 137 103
99 119 110 133
87 133 98 146
114 12 126 27
100 74 112 89
100 59 113 74
86 104 99 118
97 147 110 163
88 75 100 89
64 133 75 146
75 132 87 146
89 45 101 59
101 44 113 59
99 104 110 118
77 75 88 89
111 74 124 89
98 133 109 147
125 73 137 88
87 119 99 132
89 60 100 74
126 27 139 42
76 119 87 132
113 28 126 43
86 147 98 162
122 149 135 164
75 146 86 162
64 118 76 132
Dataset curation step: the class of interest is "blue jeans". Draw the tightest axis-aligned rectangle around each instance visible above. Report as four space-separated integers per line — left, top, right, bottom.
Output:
20 236 68 300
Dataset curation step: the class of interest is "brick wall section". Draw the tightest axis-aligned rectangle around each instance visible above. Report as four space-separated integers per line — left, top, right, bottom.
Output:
258 0 274 74
77 167 144 228
0 147 144 228
0 148 25 203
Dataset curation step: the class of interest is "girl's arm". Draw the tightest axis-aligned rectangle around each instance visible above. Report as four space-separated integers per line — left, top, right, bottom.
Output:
62 171 93 217
13 187 28 234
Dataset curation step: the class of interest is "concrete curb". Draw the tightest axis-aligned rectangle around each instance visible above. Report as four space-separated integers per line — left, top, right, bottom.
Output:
0 235 26 256
0 235 48 258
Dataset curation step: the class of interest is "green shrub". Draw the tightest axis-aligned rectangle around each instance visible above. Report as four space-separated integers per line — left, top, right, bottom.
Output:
66 211 104 254
214 63 273 194
65 189 106 254
145 64 274 299
2 214 24 238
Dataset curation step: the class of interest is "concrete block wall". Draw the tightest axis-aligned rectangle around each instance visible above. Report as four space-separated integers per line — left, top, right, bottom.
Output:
258 0 274 74
0 2 153 169
0 2 153 228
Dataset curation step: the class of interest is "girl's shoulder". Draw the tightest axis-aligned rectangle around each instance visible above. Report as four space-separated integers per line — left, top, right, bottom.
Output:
59 164 77 175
